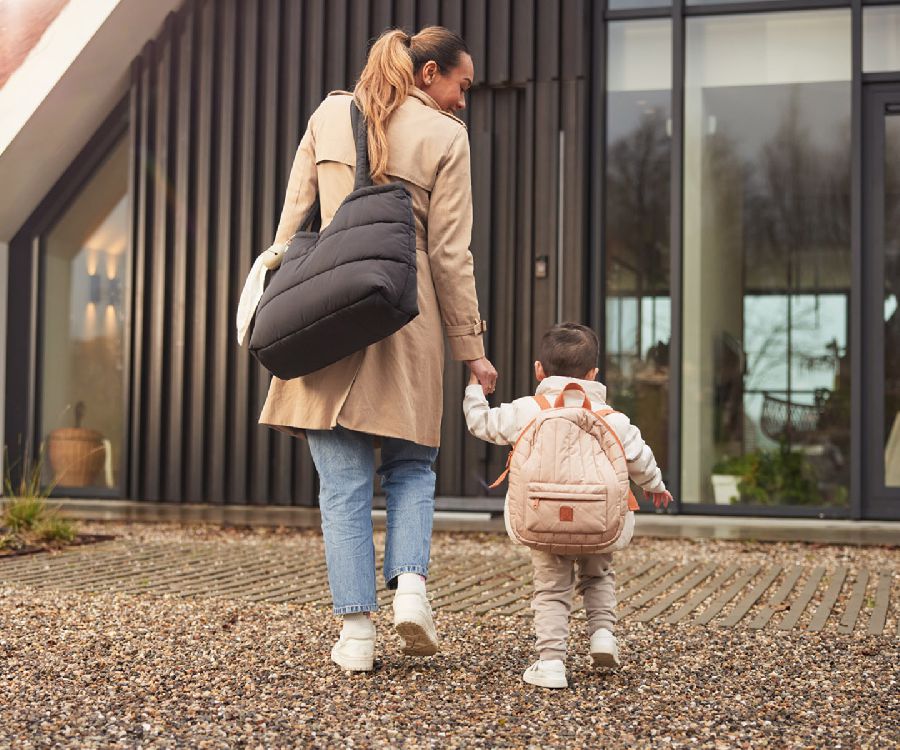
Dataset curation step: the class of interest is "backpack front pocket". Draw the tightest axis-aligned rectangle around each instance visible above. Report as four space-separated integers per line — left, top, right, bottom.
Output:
524 482 608 534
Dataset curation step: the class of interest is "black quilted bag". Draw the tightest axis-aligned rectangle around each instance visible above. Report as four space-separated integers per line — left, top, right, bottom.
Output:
249 102 418 379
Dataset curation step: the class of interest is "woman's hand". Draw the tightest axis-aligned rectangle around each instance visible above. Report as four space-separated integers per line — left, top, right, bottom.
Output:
466 357 498 395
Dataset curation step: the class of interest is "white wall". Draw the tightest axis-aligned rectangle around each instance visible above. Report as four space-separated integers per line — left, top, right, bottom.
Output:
0 0 182 242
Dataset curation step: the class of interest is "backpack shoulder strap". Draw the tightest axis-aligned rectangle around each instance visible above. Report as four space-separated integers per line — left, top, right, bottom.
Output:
591 409 628 461
533 395 552 410
592 409 640 510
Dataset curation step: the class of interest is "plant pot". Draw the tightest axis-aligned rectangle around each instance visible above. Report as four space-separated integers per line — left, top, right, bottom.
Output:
711 474 741 505
47 428 106 487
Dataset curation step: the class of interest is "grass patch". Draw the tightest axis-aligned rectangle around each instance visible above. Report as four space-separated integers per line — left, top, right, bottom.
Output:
3 496 46 533
1 444 80 553
34 516 77 544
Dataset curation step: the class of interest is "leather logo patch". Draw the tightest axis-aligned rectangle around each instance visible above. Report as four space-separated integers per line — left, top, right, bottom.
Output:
559 506 574 522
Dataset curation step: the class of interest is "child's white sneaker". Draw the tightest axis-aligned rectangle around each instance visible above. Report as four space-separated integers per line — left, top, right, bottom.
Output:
590 627 620 668
331 614 375 672
392 573 439 656
522 659 568 689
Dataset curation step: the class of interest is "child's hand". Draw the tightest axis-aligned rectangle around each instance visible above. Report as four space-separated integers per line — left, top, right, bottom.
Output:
650 490 672 509
468 372 480 387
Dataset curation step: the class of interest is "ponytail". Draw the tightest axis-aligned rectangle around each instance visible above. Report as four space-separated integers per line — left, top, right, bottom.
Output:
354 26 469 182
353 30 415 182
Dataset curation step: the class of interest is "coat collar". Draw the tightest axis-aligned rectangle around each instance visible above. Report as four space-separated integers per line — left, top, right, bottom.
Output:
535 376 608 404
408 87 467 127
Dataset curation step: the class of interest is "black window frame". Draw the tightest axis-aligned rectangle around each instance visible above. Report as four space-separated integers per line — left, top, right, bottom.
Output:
592 0 900 518
6 98 133 500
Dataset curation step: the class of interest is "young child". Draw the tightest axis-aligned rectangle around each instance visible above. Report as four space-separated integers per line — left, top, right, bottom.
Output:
463 322 671 689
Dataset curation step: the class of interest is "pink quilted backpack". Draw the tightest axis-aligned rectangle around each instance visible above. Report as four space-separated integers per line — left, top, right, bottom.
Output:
490 383 636 555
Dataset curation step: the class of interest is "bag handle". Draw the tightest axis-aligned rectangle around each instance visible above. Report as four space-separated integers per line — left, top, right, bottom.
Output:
351 100 373 190
297 196 321 234
553 382 591 410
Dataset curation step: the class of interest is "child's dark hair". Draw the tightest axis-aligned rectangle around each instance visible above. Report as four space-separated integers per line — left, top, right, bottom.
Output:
539 323 600 378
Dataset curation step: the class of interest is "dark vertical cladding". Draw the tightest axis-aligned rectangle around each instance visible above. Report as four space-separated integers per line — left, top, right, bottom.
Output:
65 0 592 505
129 50 153 499
145 17 173 501
167 7 194 501
208 0 237 505
487 0 510 85
186 0 214 504
464 0 487 87
252 0 280 505
229 0 258 505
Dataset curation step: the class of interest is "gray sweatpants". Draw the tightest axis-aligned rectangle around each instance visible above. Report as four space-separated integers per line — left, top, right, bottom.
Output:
530 549 616 661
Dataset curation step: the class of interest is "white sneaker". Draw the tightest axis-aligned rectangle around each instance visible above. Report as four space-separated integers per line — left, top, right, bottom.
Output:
331 618 375 672
392 574 439 656
522 659 568 689
590 627 620 668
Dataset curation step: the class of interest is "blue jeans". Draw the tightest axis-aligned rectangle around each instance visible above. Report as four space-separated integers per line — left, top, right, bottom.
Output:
306 426 439 615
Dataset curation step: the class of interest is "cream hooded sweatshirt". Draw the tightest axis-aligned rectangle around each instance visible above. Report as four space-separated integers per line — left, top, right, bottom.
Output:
463 376 668 550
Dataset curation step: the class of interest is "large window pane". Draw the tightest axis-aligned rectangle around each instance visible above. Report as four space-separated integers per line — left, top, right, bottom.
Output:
864 6 900 73
40 137 129 492
609 0 671 10
606 20 672 481
682 11 851 507
884 113 900 486
688 0 776 5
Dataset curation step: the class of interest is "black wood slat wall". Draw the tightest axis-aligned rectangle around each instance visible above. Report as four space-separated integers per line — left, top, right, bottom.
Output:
8 0 596 506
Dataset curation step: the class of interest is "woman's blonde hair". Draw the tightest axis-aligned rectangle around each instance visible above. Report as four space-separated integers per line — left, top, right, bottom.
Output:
354 26 469 181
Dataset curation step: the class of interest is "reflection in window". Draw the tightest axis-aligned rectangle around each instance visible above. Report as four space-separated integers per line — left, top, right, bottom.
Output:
682 11 851 507
606 19 672 479
863 6 900 74
40 137 129 492
884 114 900 486
608 0 671 10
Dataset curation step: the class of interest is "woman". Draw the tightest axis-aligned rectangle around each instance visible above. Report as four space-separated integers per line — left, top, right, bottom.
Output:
258 27 497 672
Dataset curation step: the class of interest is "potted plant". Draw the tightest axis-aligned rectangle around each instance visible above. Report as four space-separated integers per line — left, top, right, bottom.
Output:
710 454 747 505
711 443 822 506
46 402 106 488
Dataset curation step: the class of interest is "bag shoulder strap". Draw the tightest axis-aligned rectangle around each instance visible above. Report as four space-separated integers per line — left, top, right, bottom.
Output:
294 99 369 238
350 101 373 190
533 395 552 410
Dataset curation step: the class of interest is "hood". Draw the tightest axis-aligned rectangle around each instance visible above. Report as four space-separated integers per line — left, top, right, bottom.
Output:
534 376 608 405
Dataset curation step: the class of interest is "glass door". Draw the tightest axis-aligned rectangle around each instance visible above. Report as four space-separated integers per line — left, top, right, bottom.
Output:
38 135 130 496
863 84 900 519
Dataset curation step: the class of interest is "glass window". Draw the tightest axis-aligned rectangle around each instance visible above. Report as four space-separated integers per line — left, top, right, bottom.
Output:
884 112 900 486
682 11 852 508
606 20 672 482
864 6 900 73
688 0 775 5
40 136 129 492
609 0 671 11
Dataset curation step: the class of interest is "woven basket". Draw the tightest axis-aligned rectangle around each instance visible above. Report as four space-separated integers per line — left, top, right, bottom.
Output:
47 428 106 487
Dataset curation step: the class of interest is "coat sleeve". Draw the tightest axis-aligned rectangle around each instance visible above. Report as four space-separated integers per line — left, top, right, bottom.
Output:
427 127 487 361
607 413 667 495
271 115 319 250
235 113 319 344
463 386 533 446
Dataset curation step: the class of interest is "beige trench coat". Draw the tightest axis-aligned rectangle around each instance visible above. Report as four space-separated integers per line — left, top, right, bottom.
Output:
258 89 486 448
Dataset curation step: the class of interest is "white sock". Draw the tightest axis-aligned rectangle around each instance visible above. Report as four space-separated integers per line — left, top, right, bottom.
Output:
396 572 426 593
342 613 375 638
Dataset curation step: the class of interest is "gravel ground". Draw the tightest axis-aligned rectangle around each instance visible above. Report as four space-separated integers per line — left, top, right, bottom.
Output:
0 523 897 749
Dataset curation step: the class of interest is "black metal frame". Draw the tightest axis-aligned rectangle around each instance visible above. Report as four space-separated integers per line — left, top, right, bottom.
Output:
6 99 132 499
862 81 900 520
595 0 899 518
6 0 898 520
